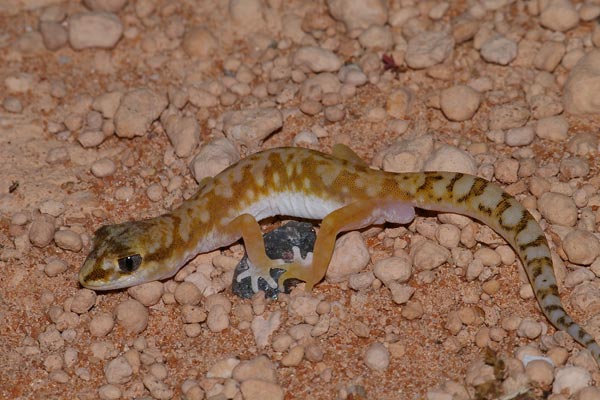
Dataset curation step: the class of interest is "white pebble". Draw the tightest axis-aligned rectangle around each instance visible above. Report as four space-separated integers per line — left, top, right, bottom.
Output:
505 126 534 147
68 12 123 50
338 64 367 86
182 26 217 57
325 232 370 283
534 41 565 72
563 50 600 115
540 0 580 32
127 281 164 306
525 359 554 386
252 311 281 348
292 130 319 146
405 31 454 69
71 289 96 314
89 312 114 337
240 379 284 400
45 258 68 277
489 104 530 130
293 46 342 73
327 0 388 31
538 192 578 226
562 229 600 265
207 357 240 379
516 317 542 339
232 355 277 382
373 257 412 285
439 85 481 122
146 183 163 202
480 36 517 65
40 200 65 217
190 138 239 183
363 342 390 371
104 356 133 385
222 108 283 149
358 25 393 51
114 299 148 334
54 229 83 252
174 281 202 305
207 304 229 333
29 218 55 247
535 115 568 142
114 88 168 138
552 366 591 395
98 384 122 400
435 224 461 248
91 158 116 178
424 145 477 175
412 240 451 271
164 115 200 158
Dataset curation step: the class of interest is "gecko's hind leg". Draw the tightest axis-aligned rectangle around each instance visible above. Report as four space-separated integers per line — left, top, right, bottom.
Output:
278 198 416 291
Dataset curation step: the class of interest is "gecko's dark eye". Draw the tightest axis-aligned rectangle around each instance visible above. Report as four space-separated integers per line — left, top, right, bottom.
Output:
117 254 143 273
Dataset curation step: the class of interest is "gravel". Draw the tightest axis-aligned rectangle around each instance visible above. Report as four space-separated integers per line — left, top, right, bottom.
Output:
3 1 600 399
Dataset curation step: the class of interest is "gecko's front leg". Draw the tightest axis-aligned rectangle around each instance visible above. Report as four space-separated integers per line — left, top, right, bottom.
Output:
224 214 285 292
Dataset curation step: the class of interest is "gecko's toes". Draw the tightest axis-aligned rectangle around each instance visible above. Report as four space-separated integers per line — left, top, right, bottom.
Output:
236 259 280 292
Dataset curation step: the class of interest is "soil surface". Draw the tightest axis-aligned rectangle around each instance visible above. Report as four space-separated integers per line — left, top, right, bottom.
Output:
1 1 600 400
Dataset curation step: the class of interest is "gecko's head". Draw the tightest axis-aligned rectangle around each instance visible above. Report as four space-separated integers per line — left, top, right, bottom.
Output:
79 220 168 290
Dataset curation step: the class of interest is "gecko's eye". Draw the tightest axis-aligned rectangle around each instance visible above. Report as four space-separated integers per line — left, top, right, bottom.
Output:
117 254 143 273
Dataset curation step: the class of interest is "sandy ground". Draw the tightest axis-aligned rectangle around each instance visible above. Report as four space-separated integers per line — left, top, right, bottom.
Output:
2 1 600 399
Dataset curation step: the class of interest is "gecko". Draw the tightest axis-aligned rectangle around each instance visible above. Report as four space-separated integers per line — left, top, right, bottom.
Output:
79 145 600 366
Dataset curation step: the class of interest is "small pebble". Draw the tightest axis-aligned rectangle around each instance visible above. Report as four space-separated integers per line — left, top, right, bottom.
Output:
562 229 600 265
70 289 96 314
104 356 133 385
293 46 342 73
538 192 578 226
405 31 454 69
240 380 284 400
552 366 591 395
373 257 412 285
3 96 23 112
439 85 481 122
146 183 163 202
480 36 517 65
127 281 164 306
207 304 229 332
68 12 123 50
91 158 116 178
54 229 83 252
174 282 202 305
535 115 568 142
29 218 55 247
89 312 115 337
363 342 390 371
98 384 122 400
78 130 105 148
114 299 148 334
45 258 68 277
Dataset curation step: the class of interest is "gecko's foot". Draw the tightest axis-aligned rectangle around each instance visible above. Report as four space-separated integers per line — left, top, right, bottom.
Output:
235 246 314 294
236 258 284 293
232 221 317 299
277 246 315 291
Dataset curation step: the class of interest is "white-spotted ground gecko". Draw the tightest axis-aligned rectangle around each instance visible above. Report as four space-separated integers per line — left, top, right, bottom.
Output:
79 145 600 366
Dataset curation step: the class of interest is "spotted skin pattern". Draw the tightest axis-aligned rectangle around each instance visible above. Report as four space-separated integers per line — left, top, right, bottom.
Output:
79 146 600 366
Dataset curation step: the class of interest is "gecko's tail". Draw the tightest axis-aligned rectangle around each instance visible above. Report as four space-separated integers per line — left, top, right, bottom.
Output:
409 171 600 366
